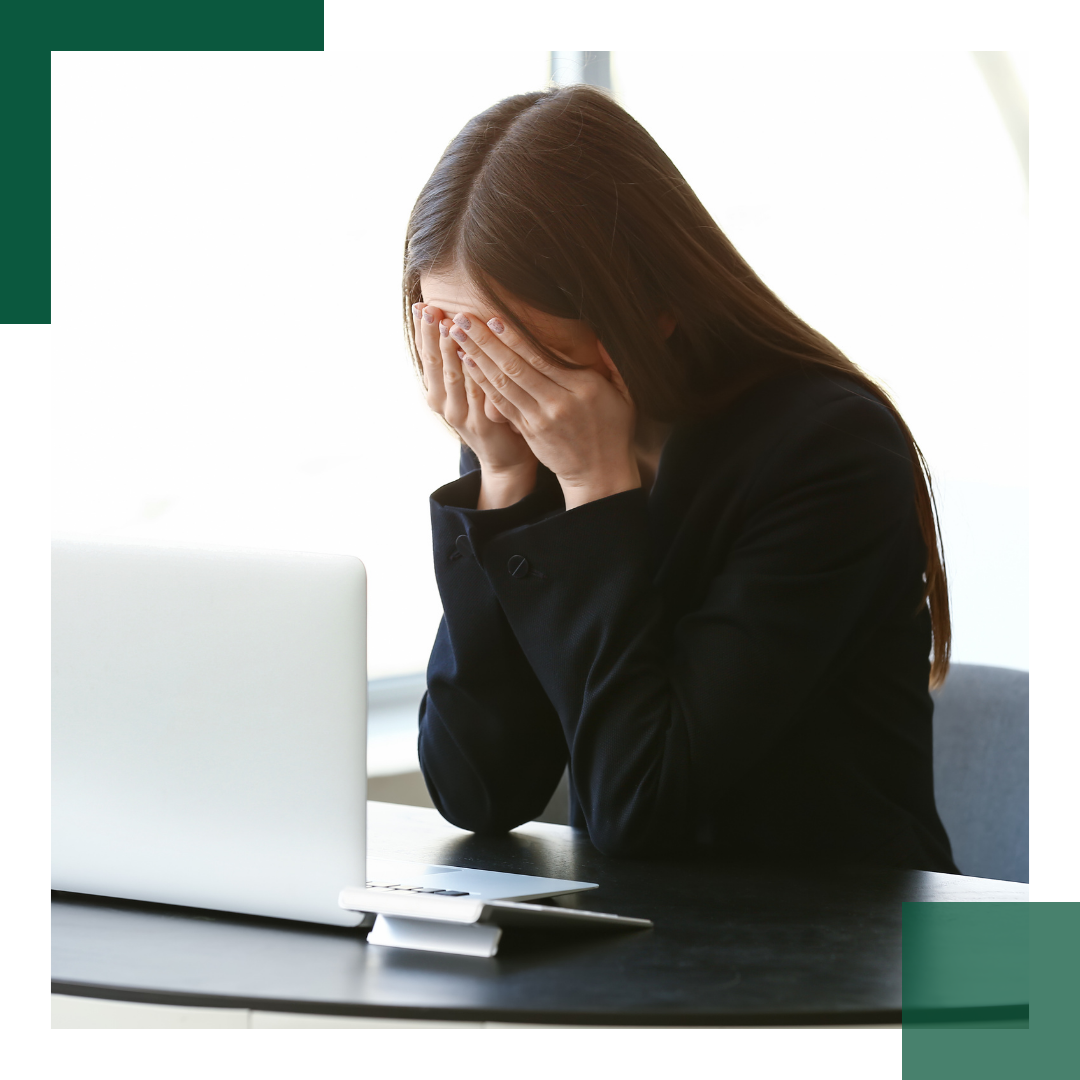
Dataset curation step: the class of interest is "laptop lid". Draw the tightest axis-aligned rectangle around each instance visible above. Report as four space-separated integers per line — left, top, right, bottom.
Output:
51 538 368 927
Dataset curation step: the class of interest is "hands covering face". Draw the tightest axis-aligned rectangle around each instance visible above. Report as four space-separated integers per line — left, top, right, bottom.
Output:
414 299 642 510
412 301 535 479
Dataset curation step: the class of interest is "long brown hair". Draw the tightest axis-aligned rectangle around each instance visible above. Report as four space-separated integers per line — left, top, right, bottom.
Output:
403 84 950 687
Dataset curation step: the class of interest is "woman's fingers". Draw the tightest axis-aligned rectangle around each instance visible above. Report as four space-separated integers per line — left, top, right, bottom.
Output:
447 315 557 421
483 387 507 424
447 315 570 403
416 302 517 435
456 345 525 427
411 302 428 386
439 317 469 428
461 362 490 421
415 303 446 412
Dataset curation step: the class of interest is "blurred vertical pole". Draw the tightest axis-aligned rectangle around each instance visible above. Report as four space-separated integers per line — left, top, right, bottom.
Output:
550 52 611 92
972 52 1028 187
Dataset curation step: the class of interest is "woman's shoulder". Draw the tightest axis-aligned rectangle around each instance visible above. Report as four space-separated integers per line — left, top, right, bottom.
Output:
704 365 909 461
668 365 915 506
740 365 898 428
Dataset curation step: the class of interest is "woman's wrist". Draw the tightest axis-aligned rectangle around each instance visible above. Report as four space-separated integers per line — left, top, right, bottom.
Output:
477 460 538 510
559 461 642 511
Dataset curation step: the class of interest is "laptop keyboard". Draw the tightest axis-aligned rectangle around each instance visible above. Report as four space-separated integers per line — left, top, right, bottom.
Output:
366 881 471 897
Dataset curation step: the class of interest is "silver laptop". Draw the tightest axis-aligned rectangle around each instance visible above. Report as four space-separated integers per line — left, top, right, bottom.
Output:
51 538 596 928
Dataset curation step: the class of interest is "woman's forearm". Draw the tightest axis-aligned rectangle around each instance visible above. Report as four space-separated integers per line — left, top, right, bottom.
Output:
421 470 568 833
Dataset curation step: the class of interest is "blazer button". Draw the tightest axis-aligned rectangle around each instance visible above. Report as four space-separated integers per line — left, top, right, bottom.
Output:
507 555 529 579
455 534 472 558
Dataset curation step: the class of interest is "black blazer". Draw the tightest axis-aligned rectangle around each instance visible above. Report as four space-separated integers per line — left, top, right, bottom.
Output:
418 368 958 873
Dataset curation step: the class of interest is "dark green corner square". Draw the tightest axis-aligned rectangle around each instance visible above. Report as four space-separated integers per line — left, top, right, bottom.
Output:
2 1 323 325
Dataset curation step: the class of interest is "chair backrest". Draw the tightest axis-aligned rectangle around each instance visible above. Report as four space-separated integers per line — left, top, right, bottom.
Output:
931 663 1029 883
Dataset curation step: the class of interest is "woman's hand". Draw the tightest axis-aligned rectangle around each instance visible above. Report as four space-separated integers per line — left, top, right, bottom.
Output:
413 303 538 509
448 312 641 510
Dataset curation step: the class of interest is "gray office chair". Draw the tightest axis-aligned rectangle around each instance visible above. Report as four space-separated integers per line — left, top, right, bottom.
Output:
931 663 1029 883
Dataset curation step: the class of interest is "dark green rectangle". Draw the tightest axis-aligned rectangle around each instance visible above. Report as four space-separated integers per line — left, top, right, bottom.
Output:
2 1 323 324
51 1 324 51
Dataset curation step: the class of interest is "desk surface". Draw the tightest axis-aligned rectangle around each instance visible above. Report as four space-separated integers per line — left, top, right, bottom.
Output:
52 802 1027 1026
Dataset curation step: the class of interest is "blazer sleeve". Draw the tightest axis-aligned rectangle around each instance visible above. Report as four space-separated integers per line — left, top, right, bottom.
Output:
418 448 570 831
436 392 927 857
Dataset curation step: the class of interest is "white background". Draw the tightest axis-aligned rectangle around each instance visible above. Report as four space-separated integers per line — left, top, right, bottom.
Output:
53 50 1028 677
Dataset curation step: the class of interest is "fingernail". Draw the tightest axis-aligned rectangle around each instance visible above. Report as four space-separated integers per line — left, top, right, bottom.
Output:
456 350 467 360
453 313 471 330
463 354 476 367
487 317 504 334
422 308 435 324
439 320 451 337
412 303 422 317
450 326 468 343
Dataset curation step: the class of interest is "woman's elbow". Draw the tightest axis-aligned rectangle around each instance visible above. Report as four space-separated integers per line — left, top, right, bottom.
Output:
420 769 548 837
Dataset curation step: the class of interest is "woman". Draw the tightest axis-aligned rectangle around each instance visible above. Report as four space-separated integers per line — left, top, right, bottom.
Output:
405 84 957 873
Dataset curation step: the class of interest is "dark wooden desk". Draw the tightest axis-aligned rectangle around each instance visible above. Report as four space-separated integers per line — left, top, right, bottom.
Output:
52 802 1027 1026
